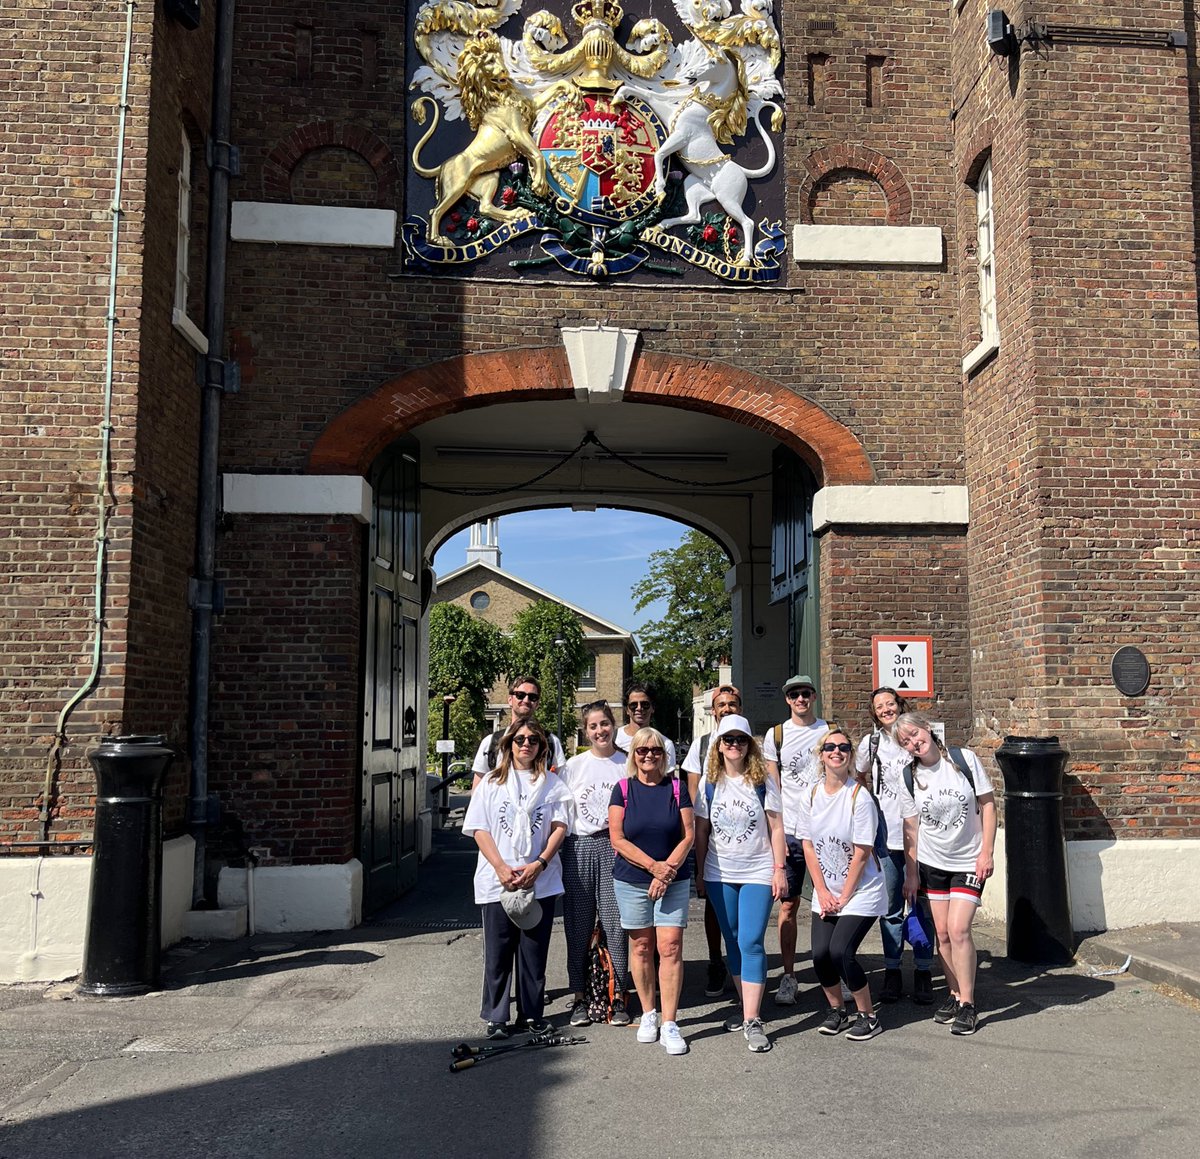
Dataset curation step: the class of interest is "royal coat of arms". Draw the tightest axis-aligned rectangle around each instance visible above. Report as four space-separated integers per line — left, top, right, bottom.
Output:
403 0 786 283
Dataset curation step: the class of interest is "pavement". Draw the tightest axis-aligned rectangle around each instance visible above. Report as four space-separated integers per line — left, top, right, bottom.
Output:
1 823 1198 1159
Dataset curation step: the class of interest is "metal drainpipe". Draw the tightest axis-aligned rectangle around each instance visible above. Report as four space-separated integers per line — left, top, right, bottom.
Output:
38 0 136 843
188 0 236 907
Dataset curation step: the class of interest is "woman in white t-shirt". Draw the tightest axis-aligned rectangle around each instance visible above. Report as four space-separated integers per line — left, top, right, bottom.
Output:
854 687 934 1005
893 711 998 1038
800 726 889 1041
559 701 631 1029
693 714 788 1053
462 719 573 1040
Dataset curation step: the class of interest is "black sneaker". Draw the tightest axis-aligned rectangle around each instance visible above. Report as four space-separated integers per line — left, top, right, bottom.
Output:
846 1012 882 1041
525 1018 553 1035
609 997 631 1026
912 969 934 1006
705 960 729 997
933 996 960 1024
569 999 592 1028
723 1008 745 1033
818 1006 849 1036
950 1002 979 1036
485 1021 510 1040
880 968 903 1003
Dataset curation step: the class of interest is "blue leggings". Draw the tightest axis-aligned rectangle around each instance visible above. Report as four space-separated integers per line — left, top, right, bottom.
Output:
706 881 774 986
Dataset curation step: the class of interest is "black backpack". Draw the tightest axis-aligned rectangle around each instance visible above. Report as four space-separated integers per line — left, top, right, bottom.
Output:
903 745 978 814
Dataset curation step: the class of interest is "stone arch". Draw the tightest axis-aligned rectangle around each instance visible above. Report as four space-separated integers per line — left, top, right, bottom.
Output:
262 121 400 205
307 348 874 486
798 145 913 225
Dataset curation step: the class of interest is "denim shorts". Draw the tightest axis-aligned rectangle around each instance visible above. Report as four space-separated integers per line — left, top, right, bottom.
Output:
612 877 691 929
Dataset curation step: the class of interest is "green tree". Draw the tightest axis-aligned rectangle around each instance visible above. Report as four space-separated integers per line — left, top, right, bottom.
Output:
632 530 732 689
630 655 695 751
426 603 509 768
506 600 590 749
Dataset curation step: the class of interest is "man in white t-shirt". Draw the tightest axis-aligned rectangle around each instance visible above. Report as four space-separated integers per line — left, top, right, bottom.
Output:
613 681 677 768
471 676 567 788
681 683 742 997
761 673 827 1005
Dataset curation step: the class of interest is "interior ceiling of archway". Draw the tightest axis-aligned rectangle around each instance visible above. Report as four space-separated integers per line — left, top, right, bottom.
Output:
414 398 778 554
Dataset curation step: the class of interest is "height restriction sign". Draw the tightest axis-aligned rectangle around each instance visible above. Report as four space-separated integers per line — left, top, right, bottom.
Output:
872 636 934 698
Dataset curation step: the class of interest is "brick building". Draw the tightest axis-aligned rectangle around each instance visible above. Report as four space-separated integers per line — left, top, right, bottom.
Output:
431 519 637 740
2 0 1197 979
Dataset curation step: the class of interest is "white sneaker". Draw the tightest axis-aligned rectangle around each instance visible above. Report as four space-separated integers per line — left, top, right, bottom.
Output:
775 973 799 1005
659 1020 688 1055
636 1009 660 1043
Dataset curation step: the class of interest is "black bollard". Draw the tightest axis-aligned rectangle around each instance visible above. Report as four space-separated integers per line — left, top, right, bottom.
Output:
995 735 1074 964
79 735 176 997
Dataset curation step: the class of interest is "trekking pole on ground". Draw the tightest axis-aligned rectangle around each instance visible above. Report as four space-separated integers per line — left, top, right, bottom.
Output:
448 1034 586 1072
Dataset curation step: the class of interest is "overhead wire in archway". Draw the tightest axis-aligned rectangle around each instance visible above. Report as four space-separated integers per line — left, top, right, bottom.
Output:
423 431 773 497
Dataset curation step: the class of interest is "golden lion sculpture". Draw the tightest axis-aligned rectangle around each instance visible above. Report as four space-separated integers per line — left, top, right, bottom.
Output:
410 32 550 246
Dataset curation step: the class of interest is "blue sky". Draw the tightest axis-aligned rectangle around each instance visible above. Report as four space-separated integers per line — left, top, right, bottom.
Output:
433 509 689 636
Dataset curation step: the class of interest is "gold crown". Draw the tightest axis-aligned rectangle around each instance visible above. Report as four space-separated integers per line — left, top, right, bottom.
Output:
572 0 623 28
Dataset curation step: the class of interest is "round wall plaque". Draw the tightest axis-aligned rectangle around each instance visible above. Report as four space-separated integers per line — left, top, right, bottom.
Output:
1111 646 1150 697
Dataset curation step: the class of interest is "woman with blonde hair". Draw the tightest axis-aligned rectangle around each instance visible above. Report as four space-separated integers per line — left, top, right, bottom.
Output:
462 719 574 1039
693 714 787 1053
893 710 997 1037
608 725 694 1055
799 725 889 1041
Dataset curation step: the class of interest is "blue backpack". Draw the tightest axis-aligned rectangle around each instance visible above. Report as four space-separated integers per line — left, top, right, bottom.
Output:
704 777 767 810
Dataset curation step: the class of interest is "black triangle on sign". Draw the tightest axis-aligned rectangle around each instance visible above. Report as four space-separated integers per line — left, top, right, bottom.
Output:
897 644 908 652
898 680 910 688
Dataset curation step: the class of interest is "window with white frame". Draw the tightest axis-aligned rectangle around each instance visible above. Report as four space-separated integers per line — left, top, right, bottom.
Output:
173 127 208 353
975 158 997 346
579 651 597 690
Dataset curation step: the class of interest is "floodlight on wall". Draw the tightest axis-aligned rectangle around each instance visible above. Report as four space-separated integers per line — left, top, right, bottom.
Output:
986 10 1018 56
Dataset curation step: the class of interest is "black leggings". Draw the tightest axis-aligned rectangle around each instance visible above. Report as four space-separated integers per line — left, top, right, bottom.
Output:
810 913 877 993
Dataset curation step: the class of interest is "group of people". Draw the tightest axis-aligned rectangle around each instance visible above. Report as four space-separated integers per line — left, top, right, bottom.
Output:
461 671 998 1054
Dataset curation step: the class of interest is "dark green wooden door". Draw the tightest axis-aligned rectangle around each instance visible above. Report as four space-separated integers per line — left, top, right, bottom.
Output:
361 444 422 912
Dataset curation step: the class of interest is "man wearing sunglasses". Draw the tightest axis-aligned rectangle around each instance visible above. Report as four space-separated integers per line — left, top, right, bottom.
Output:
472 677 567 789
613 682 677 769
762 674 827 1005
681 683 742 997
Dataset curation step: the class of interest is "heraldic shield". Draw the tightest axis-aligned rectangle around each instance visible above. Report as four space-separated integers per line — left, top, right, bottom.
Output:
402 0 788 284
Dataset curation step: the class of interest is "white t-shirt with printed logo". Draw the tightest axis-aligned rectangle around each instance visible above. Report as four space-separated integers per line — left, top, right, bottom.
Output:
462 768 574 904
797 779 888 917
762 718 827 838
614 727 676 770
896 750 993 873
855 730 919 850
560 750 627 836
693 772 783 886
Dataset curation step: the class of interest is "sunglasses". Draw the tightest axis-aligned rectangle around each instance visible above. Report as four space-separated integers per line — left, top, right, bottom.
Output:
627 700 652 711
512 735 541 747
634 746 663 758
821 742 852 754
511 690 540 702
719 735 750 747
785 688 815 700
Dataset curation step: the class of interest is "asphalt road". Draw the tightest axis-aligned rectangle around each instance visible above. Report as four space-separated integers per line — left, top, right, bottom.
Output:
1 838 1196 1159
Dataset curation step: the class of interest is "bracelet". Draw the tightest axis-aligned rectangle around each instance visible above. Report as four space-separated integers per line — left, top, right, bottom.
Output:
535 856 548 870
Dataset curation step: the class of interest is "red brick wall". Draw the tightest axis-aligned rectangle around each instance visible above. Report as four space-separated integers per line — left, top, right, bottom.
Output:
209 517 363 863
953 0 1200 836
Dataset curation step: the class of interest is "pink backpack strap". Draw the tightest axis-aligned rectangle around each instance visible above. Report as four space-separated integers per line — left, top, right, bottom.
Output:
672 775 680 807
618 777 629 806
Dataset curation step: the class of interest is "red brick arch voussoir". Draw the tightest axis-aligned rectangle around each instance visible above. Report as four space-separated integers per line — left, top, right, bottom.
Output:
307 348 874 486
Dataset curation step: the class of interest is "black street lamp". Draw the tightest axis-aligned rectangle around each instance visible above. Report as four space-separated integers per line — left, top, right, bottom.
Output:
553 636 567 745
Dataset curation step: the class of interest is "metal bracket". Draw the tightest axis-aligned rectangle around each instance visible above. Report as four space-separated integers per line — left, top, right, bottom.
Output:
206 138 241 178
187 577 226 614
197 355 241 394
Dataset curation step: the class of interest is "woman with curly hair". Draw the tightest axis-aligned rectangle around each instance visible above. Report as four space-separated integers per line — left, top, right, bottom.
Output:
693 714 787 1053
893 711 997 1037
